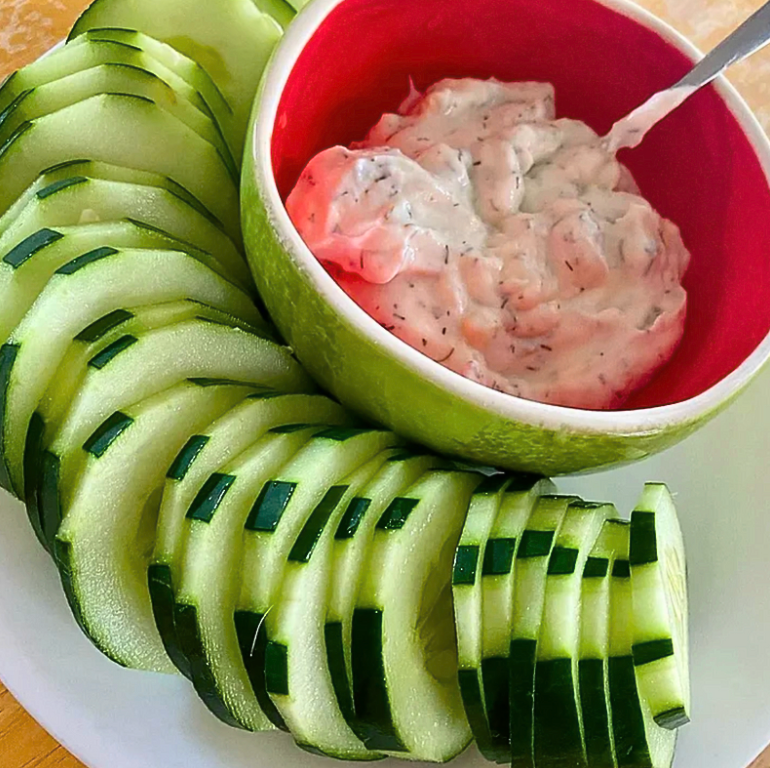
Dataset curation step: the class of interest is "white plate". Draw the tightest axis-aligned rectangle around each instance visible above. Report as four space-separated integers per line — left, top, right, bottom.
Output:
2 365 770 768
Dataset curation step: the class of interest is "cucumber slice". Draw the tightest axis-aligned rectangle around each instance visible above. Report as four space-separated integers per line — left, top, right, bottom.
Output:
250 0 296 30
630 484 690 730
268 451 392 759
0 93 241 241
71 29 232 138
155 395 348 698
0 159 228 239
69 0 284 159
0 39 213 118
452 473 522 762
352 470 479 762
0 246 265 496
478 476 554 762
37 318 298 548
327 449 446 740
0 63 238 180
0 221 227 348
53 380 256 672
608 524 677 768
24 299 245 547
533 501 610 768
236 428 400 730
174 425 322 731
509 494 577 767
0 173 249 288
579 518 630 768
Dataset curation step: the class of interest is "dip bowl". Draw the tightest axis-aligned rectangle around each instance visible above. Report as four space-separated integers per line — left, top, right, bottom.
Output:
242 0 770 475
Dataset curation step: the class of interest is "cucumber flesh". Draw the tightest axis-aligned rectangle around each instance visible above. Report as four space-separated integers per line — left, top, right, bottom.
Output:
0 159 228 239
152 392 349 682
25 299 246 548
630 483 690 730
250 0 296 30
578 518 629 768
0 39 212 117
269 452 391 759
453 474 511 761
353 470 480 762
509 494 577 767
0 222 226 348
0 63 237 179
170 400 351 731
37 319 300 547
479 476 553 762
236 429 400 729
69 0 284 159
0 174 250 289
53 381 255 672
0 93 241 241
70 29 232 139
533 501 610 768
327 449 446 741
608 524 677 768
0 247 266 496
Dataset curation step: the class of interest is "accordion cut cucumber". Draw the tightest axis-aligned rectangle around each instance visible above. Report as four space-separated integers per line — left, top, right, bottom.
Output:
236 428 400 728
479 476 553 761
0 221 221 348
0 246 264 496
267 452 391 759
532 501 609 768
0 159 227 240
509 494 576 767
579 518 631 768
0 38 213 118
70 0 284 159
352 470 480 762
0 62 237 179
630 484 690 730
608 525 677 768
453 473 515 762
173 425 321 731
36 318 299 547
0 172 249 288
68 29 232 146
53 380 255 672
0 93 240 240
327 449 445 737
25 299 244 547
162 396 349 724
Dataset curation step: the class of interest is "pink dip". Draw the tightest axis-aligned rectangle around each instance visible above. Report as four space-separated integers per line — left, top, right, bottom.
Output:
286 78 690 409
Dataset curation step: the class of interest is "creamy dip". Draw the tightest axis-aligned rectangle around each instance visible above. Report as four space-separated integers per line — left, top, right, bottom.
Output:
286 78 690 409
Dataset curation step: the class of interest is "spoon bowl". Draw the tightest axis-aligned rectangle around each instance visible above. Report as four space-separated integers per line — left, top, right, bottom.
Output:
242 0 770 475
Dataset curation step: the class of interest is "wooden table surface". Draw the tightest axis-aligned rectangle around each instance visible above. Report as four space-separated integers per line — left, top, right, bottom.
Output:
2 0 770 766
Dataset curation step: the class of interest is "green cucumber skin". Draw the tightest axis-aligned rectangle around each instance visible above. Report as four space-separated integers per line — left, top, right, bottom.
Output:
509 638 537 767
481 656 511 761
147 563 192 680
0 343 19 494
53 538 127 668
22 411 47 548
457 669 505 763
578 659 614 768
173 602 247 729
325 622 355 723
609 656 656 768
350 608 407 753
533 658 586 768
234 610 289 732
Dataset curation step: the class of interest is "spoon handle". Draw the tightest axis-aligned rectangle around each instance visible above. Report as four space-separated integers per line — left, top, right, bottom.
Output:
676 0 770 90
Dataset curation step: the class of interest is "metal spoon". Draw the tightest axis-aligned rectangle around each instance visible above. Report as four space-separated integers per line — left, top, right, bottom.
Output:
604 0 770 153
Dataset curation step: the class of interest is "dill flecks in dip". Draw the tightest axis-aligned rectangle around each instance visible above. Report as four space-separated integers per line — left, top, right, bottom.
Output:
286 78 690 409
